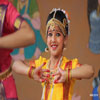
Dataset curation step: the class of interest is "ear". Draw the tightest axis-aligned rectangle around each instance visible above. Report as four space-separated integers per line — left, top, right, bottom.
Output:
64 35 68 46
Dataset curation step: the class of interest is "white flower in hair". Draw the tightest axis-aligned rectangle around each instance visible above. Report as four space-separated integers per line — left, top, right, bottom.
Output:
50 8 56 14
57 8 61 10
54 8 56 11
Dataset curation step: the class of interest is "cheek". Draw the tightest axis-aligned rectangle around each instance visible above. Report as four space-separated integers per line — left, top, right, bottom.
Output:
46 38 50 47
58 37 64 45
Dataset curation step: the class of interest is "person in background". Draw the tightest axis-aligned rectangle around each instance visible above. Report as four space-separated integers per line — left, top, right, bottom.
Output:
0 0 44 100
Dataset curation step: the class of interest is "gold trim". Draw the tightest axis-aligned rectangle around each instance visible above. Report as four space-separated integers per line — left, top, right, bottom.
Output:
46 18 67 36
66 68 68 82
0 67 12 81
14 17 21 29
0 6 6 24
0 6 7 36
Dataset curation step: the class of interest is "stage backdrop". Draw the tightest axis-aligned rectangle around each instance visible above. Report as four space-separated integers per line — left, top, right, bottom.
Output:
8 0 100 100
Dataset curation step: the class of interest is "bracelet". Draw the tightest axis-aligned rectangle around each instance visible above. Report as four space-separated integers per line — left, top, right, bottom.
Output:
28 66 34 79
68 69 72 81
31 68 34 79
66 68 72 82
66 68 68 82
69 69 72 80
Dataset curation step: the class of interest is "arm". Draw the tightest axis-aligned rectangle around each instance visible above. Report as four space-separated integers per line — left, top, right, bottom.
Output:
12 60 48 82
12 60 29 75
53 64 94 83
71 64 94 79
0 21 35 48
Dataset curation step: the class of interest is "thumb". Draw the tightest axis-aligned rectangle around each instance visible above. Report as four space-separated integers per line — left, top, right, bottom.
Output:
58 67 64 73
35 62 46 72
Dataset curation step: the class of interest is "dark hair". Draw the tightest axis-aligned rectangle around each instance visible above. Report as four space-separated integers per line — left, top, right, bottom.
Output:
46 10 68 35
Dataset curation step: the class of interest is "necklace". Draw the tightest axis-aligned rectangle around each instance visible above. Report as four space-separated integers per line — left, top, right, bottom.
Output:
41 56 63 100
47 56 63 84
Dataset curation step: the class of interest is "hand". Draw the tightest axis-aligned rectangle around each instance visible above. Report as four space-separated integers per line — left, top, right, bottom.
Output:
33 62 50 82
53 67 67 83
72 93 81 100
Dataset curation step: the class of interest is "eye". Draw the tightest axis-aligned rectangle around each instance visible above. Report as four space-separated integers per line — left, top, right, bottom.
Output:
48 33 52 37
56 33 61 37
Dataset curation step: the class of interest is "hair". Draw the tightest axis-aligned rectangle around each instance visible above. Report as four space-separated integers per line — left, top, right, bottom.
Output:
46 10 69 35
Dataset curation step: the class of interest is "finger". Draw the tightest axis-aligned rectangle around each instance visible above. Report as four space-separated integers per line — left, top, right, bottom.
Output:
39 78 49 83
53 74 60 83
58 67 64 73
38 62 46 69
40 73 50 78
42 69 50 72
39 79 45 83
52 71 60 77
56 77 65 83
54 75 65 83
35 62 46 72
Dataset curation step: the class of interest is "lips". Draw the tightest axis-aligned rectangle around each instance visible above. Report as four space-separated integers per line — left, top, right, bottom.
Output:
51 44 58 50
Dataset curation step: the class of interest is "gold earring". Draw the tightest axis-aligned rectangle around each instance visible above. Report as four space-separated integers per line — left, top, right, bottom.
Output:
63 47 67 51
63 43 67 51
45 47 49 52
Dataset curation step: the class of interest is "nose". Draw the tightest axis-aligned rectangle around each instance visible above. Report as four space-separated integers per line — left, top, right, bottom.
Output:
51 34 56 42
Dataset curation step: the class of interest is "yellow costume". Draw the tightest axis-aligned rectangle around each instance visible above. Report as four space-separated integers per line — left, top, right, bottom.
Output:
30 56 80 100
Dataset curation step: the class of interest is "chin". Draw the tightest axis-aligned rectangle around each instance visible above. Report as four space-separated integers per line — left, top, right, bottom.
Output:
50 48 63 56
50 52 57 56
51 52 62 57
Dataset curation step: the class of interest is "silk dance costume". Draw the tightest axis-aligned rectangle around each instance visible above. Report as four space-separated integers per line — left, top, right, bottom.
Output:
28 8 81 100
0 0 24 100
29 56 81 100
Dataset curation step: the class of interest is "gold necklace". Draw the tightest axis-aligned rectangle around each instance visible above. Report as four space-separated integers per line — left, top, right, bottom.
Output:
47 56 63 84
41 56 63 100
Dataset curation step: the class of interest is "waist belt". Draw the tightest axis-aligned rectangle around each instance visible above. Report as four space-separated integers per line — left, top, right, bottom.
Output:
0 67 12 81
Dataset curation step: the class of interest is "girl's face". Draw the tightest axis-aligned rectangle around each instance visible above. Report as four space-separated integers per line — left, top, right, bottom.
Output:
47 25 67 57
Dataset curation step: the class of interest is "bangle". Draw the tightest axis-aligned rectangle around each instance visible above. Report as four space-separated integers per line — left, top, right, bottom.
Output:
69 69 72 80
28 66 34 79
66 68 68 82
68 69 72 81
66 68 72 82
31 68 34 79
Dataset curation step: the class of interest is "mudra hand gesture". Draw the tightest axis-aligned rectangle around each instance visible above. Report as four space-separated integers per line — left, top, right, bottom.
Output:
29 62 50 82
53 67 70 83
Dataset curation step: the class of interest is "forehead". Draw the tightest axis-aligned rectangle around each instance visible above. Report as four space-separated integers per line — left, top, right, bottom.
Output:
48 24 62 32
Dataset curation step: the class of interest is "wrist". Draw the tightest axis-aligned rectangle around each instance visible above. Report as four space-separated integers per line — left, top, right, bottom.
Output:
27 66 34 79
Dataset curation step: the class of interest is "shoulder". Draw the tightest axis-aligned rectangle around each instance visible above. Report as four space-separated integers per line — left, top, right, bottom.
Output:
62 56 78 63
35 56 47 63
0 0 9 5
30 56 48 68
62 56 79 69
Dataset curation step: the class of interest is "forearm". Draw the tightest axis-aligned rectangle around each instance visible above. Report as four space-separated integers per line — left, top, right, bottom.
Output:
0 21 35 48
12 60 29 76
71 64 94 79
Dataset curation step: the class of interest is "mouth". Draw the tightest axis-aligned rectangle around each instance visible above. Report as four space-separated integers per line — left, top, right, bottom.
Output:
51 44 58 50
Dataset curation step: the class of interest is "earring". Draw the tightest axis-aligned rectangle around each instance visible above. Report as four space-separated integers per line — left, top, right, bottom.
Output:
45 47 49 52
63 47 67 51
63 43 67 51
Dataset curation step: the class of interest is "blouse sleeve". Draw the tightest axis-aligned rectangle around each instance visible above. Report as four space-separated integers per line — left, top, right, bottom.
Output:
72 58 81 69
29 56 47 68
5 1 24 31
